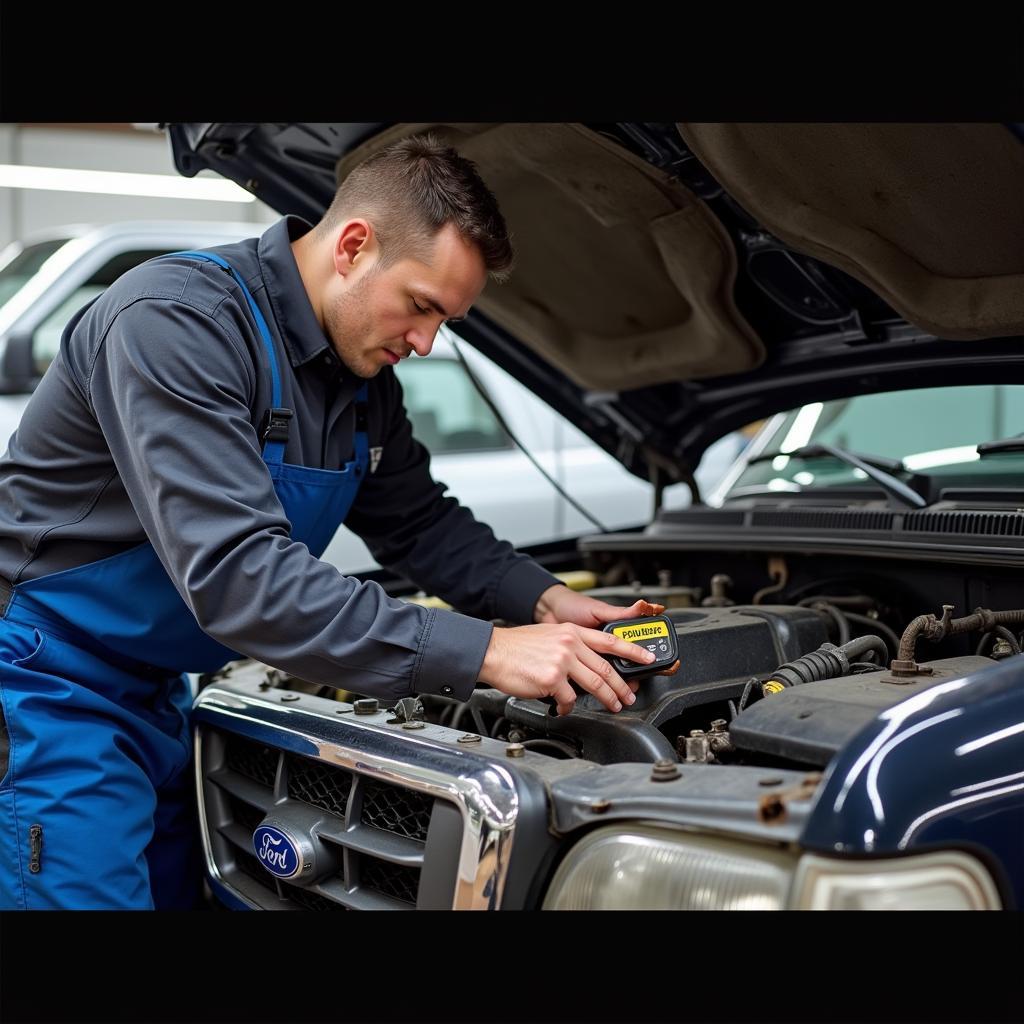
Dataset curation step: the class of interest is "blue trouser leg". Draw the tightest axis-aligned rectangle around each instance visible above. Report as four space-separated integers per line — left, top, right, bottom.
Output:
146 760 205 910
0 619 194 909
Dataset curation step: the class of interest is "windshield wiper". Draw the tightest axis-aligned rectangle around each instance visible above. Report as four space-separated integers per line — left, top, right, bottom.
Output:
977 435 1024 455
747 444 926 509
749 446 905 474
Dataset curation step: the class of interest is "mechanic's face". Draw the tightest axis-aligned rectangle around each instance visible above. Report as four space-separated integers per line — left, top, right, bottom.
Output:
325 221 487 379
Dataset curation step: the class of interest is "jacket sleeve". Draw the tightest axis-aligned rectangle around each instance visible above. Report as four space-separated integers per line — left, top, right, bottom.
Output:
85 297 496 701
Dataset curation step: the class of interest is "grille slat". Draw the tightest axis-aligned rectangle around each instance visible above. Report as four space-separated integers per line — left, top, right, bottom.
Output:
285 885 347 912
319 828 424 866
208 768 275 814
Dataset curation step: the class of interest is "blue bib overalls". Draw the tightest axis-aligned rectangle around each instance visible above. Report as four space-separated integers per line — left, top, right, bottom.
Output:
0 252 368 908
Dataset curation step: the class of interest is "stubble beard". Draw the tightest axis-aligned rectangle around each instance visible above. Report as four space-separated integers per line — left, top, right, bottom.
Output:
323 278 380 379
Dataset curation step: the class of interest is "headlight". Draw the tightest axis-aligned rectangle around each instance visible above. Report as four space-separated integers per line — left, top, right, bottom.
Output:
542 824 795 910
542 824 1002 910
790 851 1001 910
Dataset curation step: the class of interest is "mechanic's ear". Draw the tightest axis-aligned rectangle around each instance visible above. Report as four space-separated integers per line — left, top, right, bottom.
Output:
334 219 374 277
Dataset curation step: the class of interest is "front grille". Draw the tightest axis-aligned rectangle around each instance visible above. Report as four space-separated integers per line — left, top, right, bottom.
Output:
361 779 432 842
203 726 447 909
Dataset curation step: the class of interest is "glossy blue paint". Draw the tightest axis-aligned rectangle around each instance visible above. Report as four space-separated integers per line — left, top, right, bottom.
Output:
802 657 1024 908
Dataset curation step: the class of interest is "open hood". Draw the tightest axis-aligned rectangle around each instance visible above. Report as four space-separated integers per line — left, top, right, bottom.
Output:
167 122 1024 493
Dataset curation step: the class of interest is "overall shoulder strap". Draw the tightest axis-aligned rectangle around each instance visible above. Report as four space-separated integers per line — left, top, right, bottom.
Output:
155 250 290 464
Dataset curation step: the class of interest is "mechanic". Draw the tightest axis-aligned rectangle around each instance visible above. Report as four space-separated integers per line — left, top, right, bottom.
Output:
0 133 656 909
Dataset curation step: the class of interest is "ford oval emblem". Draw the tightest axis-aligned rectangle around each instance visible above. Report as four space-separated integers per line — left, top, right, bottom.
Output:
252 824 301 879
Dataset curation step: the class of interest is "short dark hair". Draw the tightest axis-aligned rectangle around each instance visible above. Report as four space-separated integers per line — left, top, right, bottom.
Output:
317 132 514 282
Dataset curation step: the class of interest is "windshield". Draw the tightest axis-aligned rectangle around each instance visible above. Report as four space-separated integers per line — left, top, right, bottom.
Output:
0 238 70 312
726 385 1024 497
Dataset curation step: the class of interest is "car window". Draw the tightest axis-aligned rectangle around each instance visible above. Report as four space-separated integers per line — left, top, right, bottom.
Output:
0 239 69 311
32 249 171 375
395 357 511 454
727 384 1024 494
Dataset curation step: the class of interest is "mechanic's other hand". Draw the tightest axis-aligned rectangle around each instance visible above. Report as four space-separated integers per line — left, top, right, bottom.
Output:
533 584 666 630
478 622 653 716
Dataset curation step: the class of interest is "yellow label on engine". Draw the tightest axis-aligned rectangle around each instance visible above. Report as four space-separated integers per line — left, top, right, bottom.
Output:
613 621 670 643
762 680 785 695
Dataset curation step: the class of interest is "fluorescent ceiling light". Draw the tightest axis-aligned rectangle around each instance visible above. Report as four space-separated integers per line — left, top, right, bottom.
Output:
903 445 979 471
766 478 800 492
0 164 255 203
780 402 824 453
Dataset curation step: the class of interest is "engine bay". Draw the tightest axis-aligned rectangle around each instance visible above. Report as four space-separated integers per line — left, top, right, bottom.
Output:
219 537 1024 776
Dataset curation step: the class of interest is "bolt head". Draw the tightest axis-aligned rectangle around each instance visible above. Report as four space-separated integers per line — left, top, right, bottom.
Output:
650 758 682 782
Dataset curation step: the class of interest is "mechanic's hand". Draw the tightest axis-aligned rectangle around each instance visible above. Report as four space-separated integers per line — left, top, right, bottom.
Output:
533 583 666 630
478 622 654 716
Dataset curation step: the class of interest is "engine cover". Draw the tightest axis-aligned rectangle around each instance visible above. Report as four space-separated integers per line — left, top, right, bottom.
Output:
505 604 828 762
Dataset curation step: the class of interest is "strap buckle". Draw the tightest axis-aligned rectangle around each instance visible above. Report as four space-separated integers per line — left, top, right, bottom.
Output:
260 407 293 444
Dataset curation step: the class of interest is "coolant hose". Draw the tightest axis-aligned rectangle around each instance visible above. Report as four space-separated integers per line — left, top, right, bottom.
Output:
761 634 888 696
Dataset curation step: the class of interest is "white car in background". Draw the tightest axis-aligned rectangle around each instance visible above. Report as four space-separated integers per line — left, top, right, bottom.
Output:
0 222 742 575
